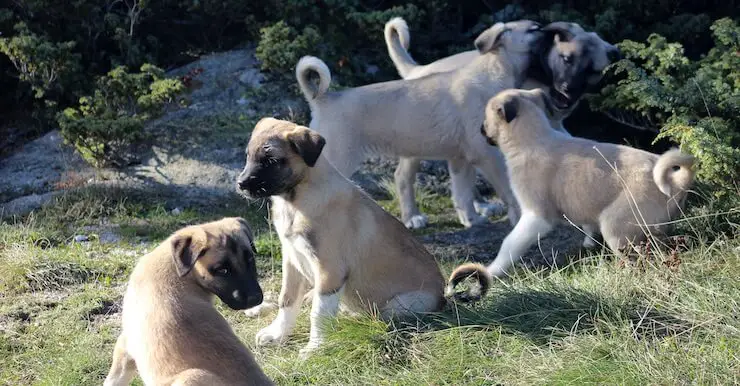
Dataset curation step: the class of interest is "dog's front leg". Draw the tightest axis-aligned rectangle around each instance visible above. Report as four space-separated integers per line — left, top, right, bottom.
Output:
395 157 428 229
449 158 487 227
487 212 553 278
299 261 347 359
104 334 137 386
256 251 309 347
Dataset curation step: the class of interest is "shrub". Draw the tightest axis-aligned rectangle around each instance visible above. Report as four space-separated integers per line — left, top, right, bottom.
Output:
58 64 184 167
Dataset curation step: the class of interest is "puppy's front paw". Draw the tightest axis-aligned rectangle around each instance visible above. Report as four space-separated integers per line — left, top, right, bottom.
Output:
474 200 507 218
582 236 597 248
404 214 428 229
255 323 288 346
243 301 278 318
298 341 322 360
461 214 488 228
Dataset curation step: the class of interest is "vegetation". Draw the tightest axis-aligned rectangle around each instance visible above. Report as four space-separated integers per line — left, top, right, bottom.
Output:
1 186 738 384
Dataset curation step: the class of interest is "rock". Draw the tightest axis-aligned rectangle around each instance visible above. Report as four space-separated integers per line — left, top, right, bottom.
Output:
0 192 60 219
238 68 264 88
171 207 182 215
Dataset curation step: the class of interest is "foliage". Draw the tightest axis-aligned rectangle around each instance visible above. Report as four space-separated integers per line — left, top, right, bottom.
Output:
58 64 184 167
592 18 740 208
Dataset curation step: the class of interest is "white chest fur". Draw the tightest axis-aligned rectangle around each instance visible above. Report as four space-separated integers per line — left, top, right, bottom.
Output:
271 197 317 284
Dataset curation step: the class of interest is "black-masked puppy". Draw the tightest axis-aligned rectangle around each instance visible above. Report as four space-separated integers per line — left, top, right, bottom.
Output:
104 217 273 386
237 118 446 358
449 89 694 285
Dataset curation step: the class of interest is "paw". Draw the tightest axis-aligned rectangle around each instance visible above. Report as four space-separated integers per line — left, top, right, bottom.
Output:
255 323 288 346
404 214 428 229
474 200 507 217
298 341 322 360
582 236 597 248
460 214 488 228
243 301 278 318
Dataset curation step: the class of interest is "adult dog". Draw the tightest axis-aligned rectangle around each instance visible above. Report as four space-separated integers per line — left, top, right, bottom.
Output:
296 20 543 230
385 18 621 236
449 88 694 284
104 217 273 386
236 118 448 357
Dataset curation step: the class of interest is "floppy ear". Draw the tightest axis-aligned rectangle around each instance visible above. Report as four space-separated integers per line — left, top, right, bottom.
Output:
497 96 519 123
286 127 326 167
475 24 508 54
235 217 256 253
171 234 202 277
542 22 575 43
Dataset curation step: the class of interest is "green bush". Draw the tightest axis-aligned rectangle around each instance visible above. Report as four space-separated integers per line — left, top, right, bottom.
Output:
592 18 740 205
58 64 184 167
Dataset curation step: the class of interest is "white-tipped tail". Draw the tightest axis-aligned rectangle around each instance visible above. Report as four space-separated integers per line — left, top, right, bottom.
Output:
652 148 696 197
295 56 331 101
445 262 491 302
384 17 419 79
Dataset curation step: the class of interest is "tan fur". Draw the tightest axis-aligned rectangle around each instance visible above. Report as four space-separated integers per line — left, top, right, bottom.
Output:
296 21 543 232
479 89 695 277
104 218 273 386
384 18 620 231
237 118 447 357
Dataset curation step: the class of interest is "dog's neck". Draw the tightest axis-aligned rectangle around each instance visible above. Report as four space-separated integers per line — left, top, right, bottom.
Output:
497 115 556 157
273 156 349 213
467 49 530 88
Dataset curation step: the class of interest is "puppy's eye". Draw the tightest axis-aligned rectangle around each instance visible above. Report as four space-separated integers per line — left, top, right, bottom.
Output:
528 24 541 32
212 265 230 276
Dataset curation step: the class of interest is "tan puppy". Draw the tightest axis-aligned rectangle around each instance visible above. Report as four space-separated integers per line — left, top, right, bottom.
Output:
449 88 694 283
236 118 447 358
385 19 621 236
296 20 544 231
104 218 273 386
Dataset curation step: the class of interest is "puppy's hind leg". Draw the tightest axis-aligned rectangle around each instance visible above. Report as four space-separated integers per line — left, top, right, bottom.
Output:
395 157 428 229
449 158 487 228
382 290 441 320
104 334 137 386
467 141 520 226
487 212 553 278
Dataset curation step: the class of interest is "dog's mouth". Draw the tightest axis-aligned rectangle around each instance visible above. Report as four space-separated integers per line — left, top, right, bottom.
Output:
549 89 573 110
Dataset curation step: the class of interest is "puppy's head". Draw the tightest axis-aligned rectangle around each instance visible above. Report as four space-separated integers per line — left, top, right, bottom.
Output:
482 88 554 146
474 20 543 56
538 22 621 110
236 117 326 199
170 217 263 310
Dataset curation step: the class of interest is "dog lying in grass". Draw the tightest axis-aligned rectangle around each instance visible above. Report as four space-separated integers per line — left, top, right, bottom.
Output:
104 217 273 386
448 88 694 288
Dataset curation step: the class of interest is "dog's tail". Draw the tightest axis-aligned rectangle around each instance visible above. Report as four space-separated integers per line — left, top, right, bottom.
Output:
296 56 331 101
652 148 696 198
445 263 492 302
384 17 419 79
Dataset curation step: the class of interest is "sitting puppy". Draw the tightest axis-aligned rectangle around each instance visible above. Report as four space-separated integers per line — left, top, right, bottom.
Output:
236 118 447 357
296 20 544 231
452 88 695 281
104 217 273 386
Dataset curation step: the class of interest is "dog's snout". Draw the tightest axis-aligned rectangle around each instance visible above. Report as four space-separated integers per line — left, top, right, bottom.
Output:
607 48 622 63
236 174 256 190
232 289 243 301
246 292 263 307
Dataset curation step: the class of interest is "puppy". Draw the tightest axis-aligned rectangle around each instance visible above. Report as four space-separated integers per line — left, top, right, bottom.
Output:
385 18 621 236
296 20 543 231
449 88 694 283
236 118 447 357
104 218 273 386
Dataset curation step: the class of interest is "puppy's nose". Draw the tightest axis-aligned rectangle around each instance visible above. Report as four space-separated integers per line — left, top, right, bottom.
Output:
236 175 254 190
247 292 263 307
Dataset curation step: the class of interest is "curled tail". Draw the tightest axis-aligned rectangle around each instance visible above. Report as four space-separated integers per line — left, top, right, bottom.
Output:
384 17 419 79
445 263 492 302
295 56 331 101
652 148 696 198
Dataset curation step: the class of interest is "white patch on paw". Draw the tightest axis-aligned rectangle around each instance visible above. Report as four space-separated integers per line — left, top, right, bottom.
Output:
474 200 507 217
298 341 322 360
243 301 278 318
405 214 428 229
582 236 597 248
461 214 488 228
255 323 289 346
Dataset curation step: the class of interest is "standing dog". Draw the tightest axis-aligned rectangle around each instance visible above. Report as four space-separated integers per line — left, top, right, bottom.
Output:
104 218 273 386
385 18 621 237
236 118 448 357
296 20 543 231
448 88 694 284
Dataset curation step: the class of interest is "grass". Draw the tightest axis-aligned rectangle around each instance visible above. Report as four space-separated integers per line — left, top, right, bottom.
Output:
1 185 738 385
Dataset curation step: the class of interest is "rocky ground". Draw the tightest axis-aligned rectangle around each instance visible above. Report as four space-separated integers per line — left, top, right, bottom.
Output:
0 47 585 267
